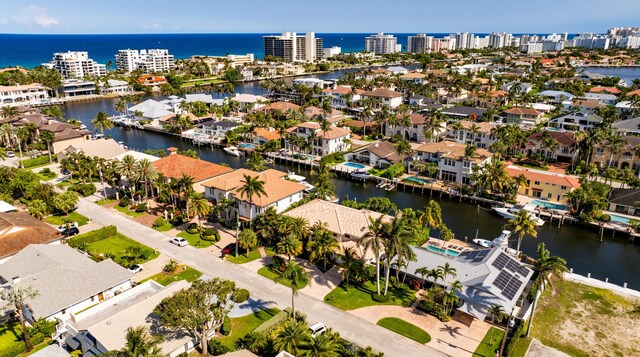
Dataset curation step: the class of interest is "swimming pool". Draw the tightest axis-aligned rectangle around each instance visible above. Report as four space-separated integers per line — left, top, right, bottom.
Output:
608 213 634 225
529 199 567 211
426 245 460 257
344 162 366 169
404 176 434 185
239 143 256 149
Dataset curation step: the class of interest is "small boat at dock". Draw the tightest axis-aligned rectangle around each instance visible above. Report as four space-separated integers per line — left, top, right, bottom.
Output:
493 204 545 226
351 170 372 180
223 146 242 157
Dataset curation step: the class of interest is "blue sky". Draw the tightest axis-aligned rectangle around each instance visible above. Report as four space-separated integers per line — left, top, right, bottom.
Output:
1 0 639 34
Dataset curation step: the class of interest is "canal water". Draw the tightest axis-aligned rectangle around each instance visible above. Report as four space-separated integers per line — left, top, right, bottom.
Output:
60 74 640 289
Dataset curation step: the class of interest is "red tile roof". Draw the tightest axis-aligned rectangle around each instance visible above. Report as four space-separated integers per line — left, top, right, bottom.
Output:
590 86 621 95
361 88 403 99
527 131 576 146
505 107 542 116
506 167 580 188
152 154 232 182
0 213 61 258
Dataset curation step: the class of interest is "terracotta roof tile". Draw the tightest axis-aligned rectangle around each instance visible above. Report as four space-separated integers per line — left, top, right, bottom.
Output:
506 167 580 188
253 127 281 141
152 154 232 182
361 88 403 99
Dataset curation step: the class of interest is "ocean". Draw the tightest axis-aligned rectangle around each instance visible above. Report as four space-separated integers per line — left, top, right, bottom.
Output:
0 32 568 69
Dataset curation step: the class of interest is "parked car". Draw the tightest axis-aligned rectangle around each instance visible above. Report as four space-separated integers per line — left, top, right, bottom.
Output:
60 226 80 237
60 168 70 175
222 243 236 255
170 237 188 247
309 322 327 338
6 151 15 158
56 222 79 233
128 264 143 273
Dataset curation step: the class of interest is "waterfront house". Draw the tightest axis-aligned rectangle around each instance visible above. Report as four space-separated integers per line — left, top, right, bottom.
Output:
444 120 497 149
231 93 268 111
285 122 351 156
548 111 603 131
583 93 617 106
202 169 307 221
608 188 640 217
360 88 403 108
571 99 603 113
0 212 62 264
256 101 301 114
590 86 621 95
303 106 346 124
199 120 241 138
504 107 544 125
152 149 233 193
536 90 574 104
285 199 393 244
127 99 175 121
346 140 402 168
399 71 426 84
100 79 132 95
401 246 533 320
184 93 224 107
42 120 93 153
322 86 364 109
138 75 167 90
66 280 195 357
441 106 486 121
414 140 492 184
0 244 133 322
590 136 640 172
57 138 127 161
506 167 579 203
522 131 576 163
384 113 445 143
253 127 282 146
0 84 50 107
60 79 97 97
612 117 640 136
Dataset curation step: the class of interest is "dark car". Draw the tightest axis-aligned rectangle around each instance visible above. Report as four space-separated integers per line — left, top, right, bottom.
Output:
61 168 70 175
61 226 80 237
222 243 236 255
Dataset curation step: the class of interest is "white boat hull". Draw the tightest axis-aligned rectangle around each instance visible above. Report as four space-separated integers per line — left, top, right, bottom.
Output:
473 239 493 248
224 147 241 157
493 207 545 226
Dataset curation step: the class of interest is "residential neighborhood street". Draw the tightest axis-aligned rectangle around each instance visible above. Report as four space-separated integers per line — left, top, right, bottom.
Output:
77 198 449 357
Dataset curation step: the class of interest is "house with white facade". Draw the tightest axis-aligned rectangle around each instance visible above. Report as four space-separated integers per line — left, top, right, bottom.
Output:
231 93 268 111
286 122 351 156
0 244 133 322
0 84 50 107
537 90 574 104
321 86 363 109
60 79 98 97
522 131 576 163
199 120 241 137
444 121 497 149
360 88 403 108
584 92 617 106
414 140 492 184
548 111 603 131
346 140 403 168
100 79 131 95
385 113 445 143
202 169 307 221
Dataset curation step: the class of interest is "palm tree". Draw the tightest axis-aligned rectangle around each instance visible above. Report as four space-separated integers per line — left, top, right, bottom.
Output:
115 154 138 195
358 216 385 295
238 229 258 255
300 330 339 357
92 111 113 137
488 305 505 345
0 285 39 352
134 159 158 205
423 108 445 142
273 319 310 355
277 235 303 261
438 262 457 282
339 247 364 285
27 199 48 220
189 195 210 229
381 216 414 296
237 174 267 255
39 130 55 163
307 223 339 270
606 134 626 168
420 200 442 233
276 261 311 319
114 326 163 357
507 209 538 254
1 106 19 120
245 152 268 172
526 243 568 337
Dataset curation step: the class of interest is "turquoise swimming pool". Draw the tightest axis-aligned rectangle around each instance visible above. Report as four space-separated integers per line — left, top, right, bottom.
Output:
608 213 634 225
239 143 256 149
404 176 434 185
344 162 366 169
530 199 567 210
426 245 460 257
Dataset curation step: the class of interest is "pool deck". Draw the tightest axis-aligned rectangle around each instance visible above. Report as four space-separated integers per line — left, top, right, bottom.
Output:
335 162 372 173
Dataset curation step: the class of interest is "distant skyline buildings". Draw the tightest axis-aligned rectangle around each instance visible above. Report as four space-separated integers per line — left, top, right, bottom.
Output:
263 32 323 62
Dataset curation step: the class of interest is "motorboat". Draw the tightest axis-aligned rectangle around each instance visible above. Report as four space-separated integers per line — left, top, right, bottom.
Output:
223 146 242 157
472 239 493 248
325 195 339 203
473 230 520 256
301 182 315 193
493 204 545 226
287 171 306 182
351 169 372 180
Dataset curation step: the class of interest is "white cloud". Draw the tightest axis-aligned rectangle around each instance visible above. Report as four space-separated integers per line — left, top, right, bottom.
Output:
141 23 161 29
12 5 59 27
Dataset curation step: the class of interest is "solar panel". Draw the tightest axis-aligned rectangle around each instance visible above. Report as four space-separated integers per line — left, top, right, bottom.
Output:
476 249 490 259
491 253 510 270
517 266 531 276
458 251 471 258
502 279 524 300
492 270 512 290
505 259 521 273
467 251 480 260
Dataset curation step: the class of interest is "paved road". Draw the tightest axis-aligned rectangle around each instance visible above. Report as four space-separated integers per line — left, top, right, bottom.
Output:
77 198 448 357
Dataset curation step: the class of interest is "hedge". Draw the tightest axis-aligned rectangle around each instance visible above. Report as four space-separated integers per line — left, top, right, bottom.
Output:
201 228 220 242
186 223 199 234
220 315 231 336
68 225 117 247
154 217 166 227
234 288 250 303
0 333 45 357
20 155 54 168
70 183 97 197
254 307 292 334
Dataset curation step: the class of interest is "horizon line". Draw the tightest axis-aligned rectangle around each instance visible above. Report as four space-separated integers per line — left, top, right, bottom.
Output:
0 31 584 36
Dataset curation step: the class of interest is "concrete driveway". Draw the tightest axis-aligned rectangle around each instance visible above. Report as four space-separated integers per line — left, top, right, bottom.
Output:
76 197 448 357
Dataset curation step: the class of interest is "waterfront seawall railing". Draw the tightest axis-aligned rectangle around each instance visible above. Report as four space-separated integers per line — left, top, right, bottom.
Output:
564 270 640 299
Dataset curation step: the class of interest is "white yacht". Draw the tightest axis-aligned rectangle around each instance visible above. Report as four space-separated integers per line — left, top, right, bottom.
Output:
223 146 242 157
493 204 545 226
351 169 372 180
287 171 306 182
473 230 520 256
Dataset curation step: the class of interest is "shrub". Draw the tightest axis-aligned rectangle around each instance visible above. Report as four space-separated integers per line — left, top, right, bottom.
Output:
163 259 179 273
220 315 232 336
41 167 51 174
119 197 130 207
234 288 250 303
20 155 53 168
254 308 292 334
0 333 45 357
154 217 166 227
70 183 97 197
169 215 185 226
207 339 230 356
68 226 117 248
372 293 391 303
201 227 220 242
186 222 199 234
271 256 286 272
135 203 147 212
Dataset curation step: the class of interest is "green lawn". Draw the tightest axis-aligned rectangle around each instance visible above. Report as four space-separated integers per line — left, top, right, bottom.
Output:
258 266 308 289
473 327 504 357
216 308 280 350
181 78 224 88
0 321 22 351
86 233 158 263
141 265 202 286
227 247 275 264
324 280 417 310
508 335 532 357
153 223 174 232
177 231 213 248
96 198 117 206
55 181 72 188
377 317 431 344
45 212 89 226
113 205 146 217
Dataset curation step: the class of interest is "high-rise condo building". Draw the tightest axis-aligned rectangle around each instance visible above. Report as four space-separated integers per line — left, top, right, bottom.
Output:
115 49 175 72
263 32 323 62
365 33 400 54
407 34 434 53
45 51 106 79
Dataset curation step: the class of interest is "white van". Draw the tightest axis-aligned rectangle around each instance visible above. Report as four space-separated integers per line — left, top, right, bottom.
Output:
309 322 326 338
